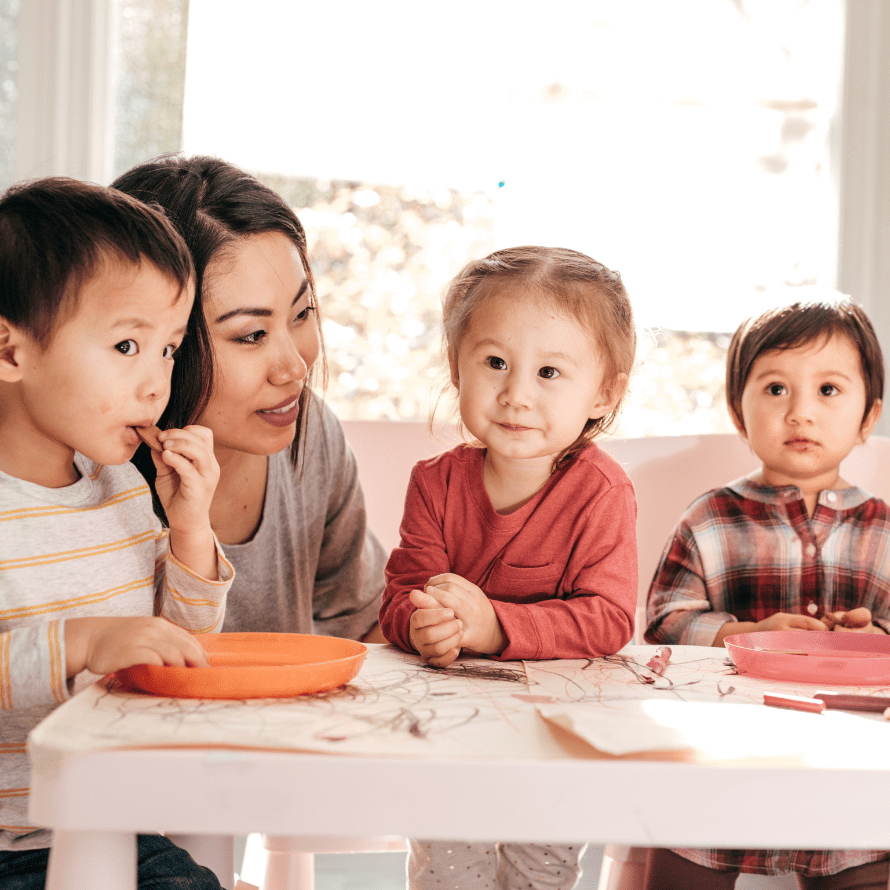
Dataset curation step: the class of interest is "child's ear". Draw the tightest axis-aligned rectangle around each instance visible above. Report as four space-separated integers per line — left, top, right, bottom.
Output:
0 318 27 383
858 399 883 444
588 372 627 420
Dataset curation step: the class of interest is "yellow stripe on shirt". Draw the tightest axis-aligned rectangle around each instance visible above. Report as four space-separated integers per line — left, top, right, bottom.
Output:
48 621 65 704
0 634 9 710
0 576 154 621
0 530 156 573
166 586 225 608
0 485 149 524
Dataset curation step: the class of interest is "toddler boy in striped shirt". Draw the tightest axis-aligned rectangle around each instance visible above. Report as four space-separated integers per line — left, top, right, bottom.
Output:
0 178 233 888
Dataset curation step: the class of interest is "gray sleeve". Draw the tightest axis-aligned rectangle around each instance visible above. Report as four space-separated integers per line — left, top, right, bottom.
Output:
304 400 387 639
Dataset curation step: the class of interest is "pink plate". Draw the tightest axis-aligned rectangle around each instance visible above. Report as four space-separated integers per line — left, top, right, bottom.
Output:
115 632 368 699
724 631 890 686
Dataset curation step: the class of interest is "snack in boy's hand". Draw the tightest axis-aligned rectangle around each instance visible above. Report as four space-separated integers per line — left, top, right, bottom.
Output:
136 424 164 451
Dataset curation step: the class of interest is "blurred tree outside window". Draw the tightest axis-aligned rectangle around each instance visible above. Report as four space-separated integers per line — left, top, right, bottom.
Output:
111 0 845 438
110 0 188 181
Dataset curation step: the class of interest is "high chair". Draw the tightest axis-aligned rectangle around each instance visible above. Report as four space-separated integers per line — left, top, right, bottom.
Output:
245 423 890 890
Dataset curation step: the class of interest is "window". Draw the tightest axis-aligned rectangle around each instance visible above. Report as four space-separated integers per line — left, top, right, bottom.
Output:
110 0 188 180
111 0 846 435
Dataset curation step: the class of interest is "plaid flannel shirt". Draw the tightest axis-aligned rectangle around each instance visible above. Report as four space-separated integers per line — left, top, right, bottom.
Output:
645 476 890 876
646 477 890 647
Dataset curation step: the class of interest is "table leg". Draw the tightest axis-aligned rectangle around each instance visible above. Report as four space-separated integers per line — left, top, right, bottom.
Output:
261 837 314 890
46 829 136 890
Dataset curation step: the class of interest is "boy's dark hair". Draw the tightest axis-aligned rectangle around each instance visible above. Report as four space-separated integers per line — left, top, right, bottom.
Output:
0 176 194 346
112 155 324 493
726 296 885 432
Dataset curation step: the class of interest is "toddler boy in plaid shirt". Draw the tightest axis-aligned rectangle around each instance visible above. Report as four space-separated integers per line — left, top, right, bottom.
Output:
644 297 890 889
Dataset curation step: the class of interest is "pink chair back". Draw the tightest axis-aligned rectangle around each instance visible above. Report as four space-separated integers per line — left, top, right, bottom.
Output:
342 420 890 638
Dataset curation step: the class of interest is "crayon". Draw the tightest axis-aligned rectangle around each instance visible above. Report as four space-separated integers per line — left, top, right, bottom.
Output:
763 693 826 713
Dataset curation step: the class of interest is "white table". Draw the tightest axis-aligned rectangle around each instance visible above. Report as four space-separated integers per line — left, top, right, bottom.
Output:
27 644 890 889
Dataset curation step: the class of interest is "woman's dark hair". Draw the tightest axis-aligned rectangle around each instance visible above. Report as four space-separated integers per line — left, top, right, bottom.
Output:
112 155 324 520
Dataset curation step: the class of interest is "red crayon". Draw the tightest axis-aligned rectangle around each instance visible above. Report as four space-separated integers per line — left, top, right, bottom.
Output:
763 693 826 714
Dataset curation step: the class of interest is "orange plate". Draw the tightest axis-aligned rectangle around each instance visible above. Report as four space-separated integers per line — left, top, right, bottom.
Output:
115 633 368 699
724 630 890 686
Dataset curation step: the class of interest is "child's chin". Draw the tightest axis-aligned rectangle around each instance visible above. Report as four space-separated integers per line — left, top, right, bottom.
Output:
83 445 139 466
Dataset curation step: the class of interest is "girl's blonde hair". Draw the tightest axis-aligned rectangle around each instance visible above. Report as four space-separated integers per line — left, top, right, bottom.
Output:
441 245 636 467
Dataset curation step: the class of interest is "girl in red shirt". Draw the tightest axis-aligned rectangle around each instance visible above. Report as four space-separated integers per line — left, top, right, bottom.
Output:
379 245 638 890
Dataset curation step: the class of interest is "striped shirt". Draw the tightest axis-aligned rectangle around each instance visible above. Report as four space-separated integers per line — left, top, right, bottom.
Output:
1 454 233 851
645 476 890 876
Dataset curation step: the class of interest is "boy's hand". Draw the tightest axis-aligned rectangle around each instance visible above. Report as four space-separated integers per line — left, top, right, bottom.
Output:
822 607 886 634
150 425 219 535
150 425 220 580
408 589 462 667
752 612 828 634
65 616 209 678
424 573 508 658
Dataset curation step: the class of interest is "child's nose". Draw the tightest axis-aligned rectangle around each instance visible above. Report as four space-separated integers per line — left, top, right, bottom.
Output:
785 393 814 423
138 361 170 404
499 372 532 408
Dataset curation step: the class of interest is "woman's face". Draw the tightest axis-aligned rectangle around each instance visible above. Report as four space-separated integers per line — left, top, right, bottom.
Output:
200 231 321 459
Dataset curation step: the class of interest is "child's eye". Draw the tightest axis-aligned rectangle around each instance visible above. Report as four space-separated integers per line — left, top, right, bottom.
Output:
820 384 839 396
486 356 507 370
115 339 138 356
236 329 267 345
538 366 560 379
767 383 786 396
163 344 178 360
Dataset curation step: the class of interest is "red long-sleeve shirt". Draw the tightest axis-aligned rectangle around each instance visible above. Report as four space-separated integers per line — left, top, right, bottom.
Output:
379 444 637 660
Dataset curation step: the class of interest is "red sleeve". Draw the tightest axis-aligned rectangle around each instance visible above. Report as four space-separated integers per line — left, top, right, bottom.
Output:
490 483 637 661
378 464 450 653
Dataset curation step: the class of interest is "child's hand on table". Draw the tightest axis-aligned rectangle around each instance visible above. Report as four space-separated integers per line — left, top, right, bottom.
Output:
715 611 827 644
715 608 887 646
752 612 829 633
822 606 887 633
64 615 209 678
408 589 462 667
422 573 508 659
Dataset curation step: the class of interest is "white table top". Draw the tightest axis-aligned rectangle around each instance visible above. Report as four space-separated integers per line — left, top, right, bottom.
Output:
27 643 890 850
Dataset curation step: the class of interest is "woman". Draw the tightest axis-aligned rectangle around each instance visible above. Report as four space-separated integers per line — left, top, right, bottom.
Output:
114 155 386 642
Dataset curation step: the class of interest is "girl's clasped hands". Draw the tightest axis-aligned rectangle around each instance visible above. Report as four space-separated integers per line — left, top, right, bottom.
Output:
408 575 507 667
